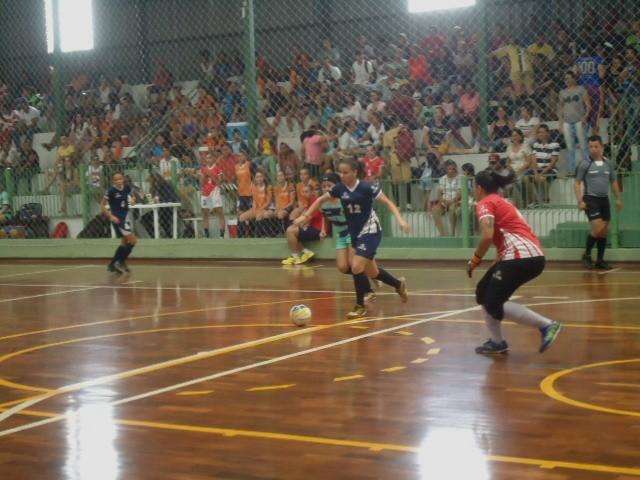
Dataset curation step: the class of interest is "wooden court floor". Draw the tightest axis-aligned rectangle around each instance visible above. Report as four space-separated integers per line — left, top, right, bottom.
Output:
0 259 638 480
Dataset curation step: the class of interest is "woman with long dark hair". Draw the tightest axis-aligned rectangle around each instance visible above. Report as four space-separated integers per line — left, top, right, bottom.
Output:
467 170 562 354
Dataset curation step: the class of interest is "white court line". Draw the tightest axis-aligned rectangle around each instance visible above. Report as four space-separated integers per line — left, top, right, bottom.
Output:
0 287 101 304
3 294 640 438
0 283 476 297
532 296 570 300
598 267 621 276
0 306 481 437
0 265 92 279
124 264 640 275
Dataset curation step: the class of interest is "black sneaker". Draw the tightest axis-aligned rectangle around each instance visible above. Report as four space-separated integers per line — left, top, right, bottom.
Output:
581 254 593 269
475 339 509 355
593 260 613 271
539 322 562 353
107 262 117 273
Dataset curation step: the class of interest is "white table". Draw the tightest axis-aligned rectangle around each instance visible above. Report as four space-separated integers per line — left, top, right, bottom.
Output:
111 202 182 239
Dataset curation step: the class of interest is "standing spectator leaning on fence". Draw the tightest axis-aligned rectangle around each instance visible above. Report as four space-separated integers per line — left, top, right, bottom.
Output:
558 71 590 174
575 136 623 271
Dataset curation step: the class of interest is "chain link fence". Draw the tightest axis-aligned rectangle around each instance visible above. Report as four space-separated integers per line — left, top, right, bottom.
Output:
0 0 639 249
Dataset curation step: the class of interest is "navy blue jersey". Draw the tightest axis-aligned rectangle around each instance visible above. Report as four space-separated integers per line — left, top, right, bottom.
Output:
576 56 604 86
105 185 131 221
330 180 381 239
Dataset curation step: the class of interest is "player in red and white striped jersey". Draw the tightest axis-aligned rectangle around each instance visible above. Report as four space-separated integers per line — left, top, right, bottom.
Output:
467 170 562 355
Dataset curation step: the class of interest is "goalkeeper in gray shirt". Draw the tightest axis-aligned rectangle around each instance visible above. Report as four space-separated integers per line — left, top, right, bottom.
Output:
574 136 623 270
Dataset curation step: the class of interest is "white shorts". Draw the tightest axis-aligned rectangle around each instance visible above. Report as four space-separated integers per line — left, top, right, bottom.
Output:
201 189 223 210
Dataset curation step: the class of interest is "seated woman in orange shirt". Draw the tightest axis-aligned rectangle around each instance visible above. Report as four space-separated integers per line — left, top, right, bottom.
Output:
273 170 296 226
289 167 319 221
238 170 275 237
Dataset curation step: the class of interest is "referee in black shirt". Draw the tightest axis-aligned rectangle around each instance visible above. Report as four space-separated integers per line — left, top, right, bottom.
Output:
574 136 623 270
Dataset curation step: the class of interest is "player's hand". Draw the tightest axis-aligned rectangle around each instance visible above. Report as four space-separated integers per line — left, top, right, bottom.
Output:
616 199 623 212
467 254 481 278
293 215 308 227
578 201 586 211
398 219 411 233
319 230 327 239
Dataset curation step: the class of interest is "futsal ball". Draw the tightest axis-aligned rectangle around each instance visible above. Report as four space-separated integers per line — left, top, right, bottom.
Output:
290 304 312 327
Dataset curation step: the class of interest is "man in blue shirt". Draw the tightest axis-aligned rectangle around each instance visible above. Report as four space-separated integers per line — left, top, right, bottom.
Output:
575 50 605 130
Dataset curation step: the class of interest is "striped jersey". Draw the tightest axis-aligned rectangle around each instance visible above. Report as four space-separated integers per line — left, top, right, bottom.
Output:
321 200 350 238
531 141 560 171
476 193 543 260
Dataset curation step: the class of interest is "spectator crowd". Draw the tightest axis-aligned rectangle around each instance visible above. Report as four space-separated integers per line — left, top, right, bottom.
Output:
1 15 640 237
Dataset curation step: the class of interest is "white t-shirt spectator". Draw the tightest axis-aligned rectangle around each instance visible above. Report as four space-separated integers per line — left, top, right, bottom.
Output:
13 106 41 125
366 123 386 145
440 175 461 202
339 131 359 151
341 102 364 123
87 164 104 188
159 156 180 180
506 143 532 174
515 117 540 142
352 59 374 86
318 65 342 84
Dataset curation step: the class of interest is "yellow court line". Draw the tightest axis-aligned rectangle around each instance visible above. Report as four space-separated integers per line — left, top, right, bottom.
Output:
176 390 214 396
381 366 406 373
333 374 364 382
421 336 435 345
0 323 293 394
0 294 343 342
427 348 440 355
540 358 640 418
430 318 640 331
3 407 640 477
349 326 369 330
395 331 413 336
411 358 428 364
246 384 296 392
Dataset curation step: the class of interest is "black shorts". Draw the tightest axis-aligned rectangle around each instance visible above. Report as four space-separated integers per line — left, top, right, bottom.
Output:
237 196 253 212
476 256 545 320
298 225 321 243
583 195 611 222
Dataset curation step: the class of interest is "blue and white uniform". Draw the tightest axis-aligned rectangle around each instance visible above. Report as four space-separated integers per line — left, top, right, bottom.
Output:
576 55 604 87
330 180 382 259
105 185 132 237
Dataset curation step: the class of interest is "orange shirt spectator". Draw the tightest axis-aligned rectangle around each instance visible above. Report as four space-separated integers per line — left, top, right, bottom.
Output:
274 181 296 211
252 184 273 213
235 157 254 197
408 47 432 84
296 179 319 209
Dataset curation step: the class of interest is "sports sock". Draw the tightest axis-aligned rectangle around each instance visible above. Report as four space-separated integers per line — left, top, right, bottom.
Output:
375 267 401 289
353 272 369 306
585 235 596 257
482 309 504 343
596 237 607 262
503 301 553 329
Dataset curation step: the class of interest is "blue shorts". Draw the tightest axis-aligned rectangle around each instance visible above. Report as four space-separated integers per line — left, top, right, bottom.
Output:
112 216 133 238
352 232 382 260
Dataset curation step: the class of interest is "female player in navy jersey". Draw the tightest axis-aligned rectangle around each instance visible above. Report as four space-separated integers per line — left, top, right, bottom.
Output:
467 170 561 354
101 172 137 274
295 158 410 319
